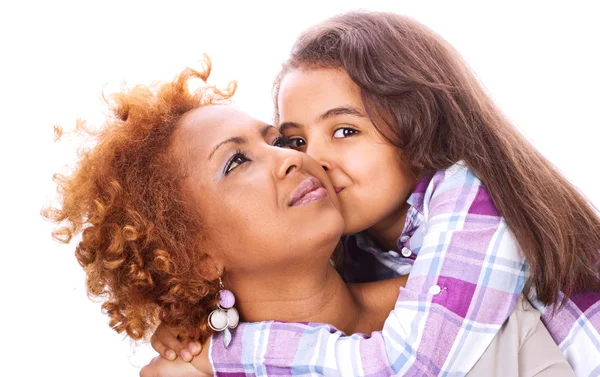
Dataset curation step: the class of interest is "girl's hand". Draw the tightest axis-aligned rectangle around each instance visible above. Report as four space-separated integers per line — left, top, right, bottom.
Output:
140 355 213 377
150 323 203 362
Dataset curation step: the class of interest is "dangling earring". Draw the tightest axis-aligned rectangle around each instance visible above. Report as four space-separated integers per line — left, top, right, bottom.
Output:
207 276 239 347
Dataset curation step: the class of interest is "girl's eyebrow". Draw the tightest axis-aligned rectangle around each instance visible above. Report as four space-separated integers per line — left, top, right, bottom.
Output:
279 122 301 133
318 106 366 121
279 106 365 133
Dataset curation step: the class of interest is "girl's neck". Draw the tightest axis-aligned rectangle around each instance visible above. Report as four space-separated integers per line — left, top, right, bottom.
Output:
367 202 411 252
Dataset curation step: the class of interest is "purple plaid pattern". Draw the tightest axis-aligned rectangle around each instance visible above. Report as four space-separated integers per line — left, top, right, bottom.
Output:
210 163 600 376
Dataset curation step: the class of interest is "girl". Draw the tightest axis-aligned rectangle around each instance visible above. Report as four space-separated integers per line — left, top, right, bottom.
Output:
152 11 600 376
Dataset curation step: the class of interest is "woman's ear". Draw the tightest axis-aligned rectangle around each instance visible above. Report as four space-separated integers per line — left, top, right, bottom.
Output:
201 257 224 282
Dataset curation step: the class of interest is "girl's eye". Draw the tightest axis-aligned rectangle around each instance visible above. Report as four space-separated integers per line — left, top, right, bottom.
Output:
288 137 306 149
272 136 293 148
333 127 358 139
225 152 249 175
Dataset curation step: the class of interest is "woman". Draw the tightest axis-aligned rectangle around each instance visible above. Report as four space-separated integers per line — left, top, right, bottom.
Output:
44 60 572 376
43 60 400 360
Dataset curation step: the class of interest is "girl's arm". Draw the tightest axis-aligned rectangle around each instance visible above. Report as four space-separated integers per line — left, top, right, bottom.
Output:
209 165 529 376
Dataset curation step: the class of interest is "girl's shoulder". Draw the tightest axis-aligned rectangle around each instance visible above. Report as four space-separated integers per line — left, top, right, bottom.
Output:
412 162 495 218
429 161 481 191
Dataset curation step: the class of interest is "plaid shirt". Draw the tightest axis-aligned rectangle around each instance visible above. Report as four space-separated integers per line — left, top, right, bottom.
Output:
210 163 600 376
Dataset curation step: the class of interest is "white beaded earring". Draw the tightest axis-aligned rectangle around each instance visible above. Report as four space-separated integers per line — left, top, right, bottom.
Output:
207 276 239 347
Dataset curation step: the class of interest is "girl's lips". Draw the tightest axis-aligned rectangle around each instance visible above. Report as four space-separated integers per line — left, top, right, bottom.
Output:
289 177 327 207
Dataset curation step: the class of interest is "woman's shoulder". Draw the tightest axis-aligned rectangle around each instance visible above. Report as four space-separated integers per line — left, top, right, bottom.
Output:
468 297 576 377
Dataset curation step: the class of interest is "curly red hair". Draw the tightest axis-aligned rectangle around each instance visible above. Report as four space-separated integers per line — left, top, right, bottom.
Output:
43 57 236 342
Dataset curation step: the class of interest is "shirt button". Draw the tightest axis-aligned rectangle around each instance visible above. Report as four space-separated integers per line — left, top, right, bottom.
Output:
388 250 400 257
429 285 442 295
400 235 410 243
401 247 412 257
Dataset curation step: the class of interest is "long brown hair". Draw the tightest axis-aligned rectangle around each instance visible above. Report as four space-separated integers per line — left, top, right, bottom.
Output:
274 11 600 306
43 58 235 341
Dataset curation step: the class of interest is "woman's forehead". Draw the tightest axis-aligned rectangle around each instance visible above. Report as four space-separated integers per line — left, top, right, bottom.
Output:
180 106 264 133
175 106 266 146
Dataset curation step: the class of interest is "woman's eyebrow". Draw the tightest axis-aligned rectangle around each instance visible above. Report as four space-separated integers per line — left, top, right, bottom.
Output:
209 136 247 160
261 124 276 136
208 125 274 160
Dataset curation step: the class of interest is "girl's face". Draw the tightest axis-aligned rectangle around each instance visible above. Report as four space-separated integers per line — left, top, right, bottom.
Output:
277 68 418 236
171 105 344 273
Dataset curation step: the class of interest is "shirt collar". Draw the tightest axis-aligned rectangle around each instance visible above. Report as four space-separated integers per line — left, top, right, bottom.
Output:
406 171 434 215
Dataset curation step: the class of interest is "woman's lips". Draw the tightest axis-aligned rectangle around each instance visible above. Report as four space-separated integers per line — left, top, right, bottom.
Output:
289 177 328 207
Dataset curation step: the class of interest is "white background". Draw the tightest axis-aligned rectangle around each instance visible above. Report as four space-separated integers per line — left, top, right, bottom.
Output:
0 1 598 376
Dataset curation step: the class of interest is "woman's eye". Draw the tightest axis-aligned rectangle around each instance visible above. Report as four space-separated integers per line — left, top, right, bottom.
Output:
333 127 358 139
225 153 249 174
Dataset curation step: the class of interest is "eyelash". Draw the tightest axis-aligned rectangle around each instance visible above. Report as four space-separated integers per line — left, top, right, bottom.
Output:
286 137 306 149
223 136 292 175
273 135 292 148
224 149 249 175
333 127 359 138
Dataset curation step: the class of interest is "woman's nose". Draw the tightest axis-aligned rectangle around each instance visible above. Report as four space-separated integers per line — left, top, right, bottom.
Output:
274 147 303 179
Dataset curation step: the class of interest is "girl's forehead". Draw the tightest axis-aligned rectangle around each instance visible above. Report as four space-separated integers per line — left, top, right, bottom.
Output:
278 69 364 115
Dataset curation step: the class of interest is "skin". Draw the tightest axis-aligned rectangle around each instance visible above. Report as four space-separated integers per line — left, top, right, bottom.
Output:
278 68 419 251
141 106 407 376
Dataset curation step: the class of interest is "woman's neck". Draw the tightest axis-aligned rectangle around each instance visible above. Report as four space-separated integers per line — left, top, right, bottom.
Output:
227 262 406 335
347 275 408 333
228 263 362 333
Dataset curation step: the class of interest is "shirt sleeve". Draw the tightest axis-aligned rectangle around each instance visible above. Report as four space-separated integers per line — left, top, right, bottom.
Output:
210 165 529 376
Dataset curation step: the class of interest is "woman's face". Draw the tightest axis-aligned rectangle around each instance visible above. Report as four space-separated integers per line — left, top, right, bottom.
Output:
170 105 344 273
277 68 417 235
